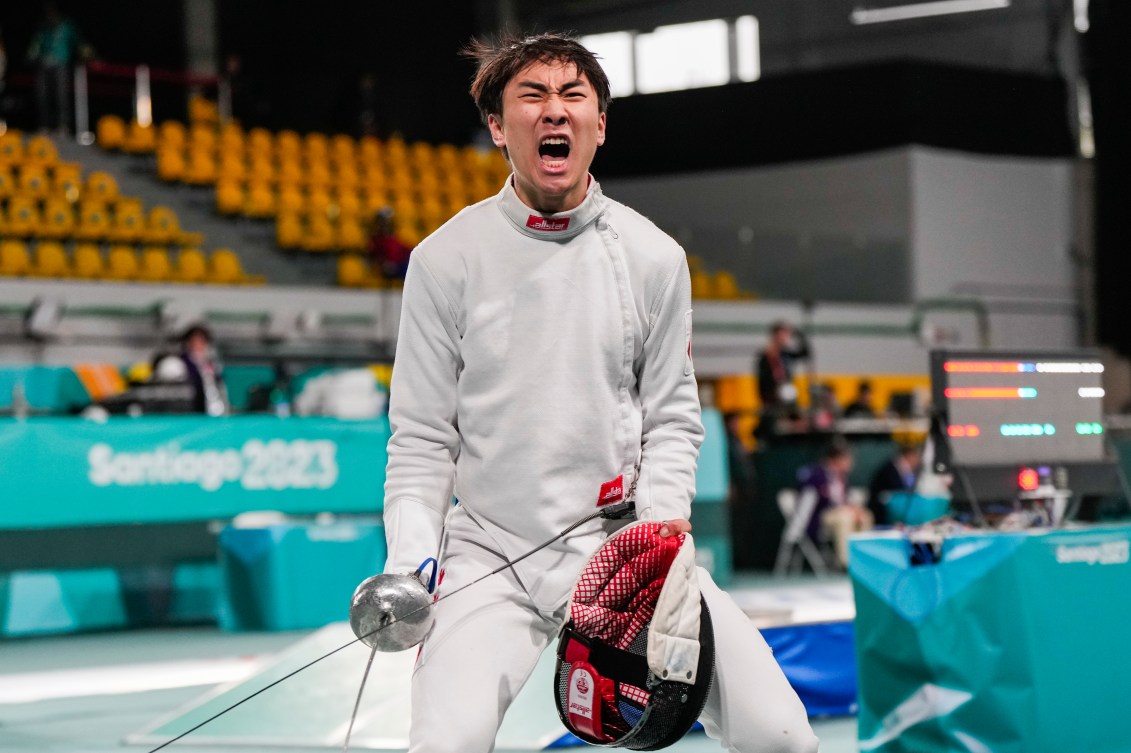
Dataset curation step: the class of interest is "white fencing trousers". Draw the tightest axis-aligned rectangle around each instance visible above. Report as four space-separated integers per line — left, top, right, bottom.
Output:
408 520 820 753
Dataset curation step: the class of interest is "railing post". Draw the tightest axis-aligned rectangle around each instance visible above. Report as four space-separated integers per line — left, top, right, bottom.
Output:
135 64 152 127
74 63 94 144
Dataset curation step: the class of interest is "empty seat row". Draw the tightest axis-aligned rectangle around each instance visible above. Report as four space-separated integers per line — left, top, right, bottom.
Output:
0 131 61 166
0 197 202 246
0 239 262 285
0 163 116 203
220 179 483 223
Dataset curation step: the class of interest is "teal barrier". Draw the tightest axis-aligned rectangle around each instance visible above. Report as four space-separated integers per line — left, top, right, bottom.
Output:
851 525 1131 753
0 365 90 413
0 415 390 528
693 407 732 586
217 520 386 632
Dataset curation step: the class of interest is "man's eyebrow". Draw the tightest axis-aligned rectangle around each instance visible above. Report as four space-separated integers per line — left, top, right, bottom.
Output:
515 79 586 93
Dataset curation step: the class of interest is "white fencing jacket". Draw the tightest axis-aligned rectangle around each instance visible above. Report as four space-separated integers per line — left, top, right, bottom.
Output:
382 176 704 610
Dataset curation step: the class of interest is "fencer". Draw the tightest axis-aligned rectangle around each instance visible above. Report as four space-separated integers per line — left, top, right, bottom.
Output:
381 31 820 753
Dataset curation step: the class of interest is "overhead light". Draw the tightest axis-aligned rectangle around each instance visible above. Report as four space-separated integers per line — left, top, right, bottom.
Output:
851 0 1010 25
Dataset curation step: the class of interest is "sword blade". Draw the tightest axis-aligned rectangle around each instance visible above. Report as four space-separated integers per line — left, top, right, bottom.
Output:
342 640 380 752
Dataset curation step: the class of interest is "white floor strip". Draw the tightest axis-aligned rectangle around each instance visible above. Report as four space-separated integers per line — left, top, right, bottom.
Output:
0 656 263 704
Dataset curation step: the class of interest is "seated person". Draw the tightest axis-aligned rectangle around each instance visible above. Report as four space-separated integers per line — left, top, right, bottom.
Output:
153 323 229 416
843 378 877 418
867 442 923 526
367 206 413 281
796 437 873 569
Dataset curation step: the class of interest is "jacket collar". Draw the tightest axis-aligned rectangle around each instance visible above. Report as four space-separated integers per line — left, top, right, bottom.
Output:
496 175 607 242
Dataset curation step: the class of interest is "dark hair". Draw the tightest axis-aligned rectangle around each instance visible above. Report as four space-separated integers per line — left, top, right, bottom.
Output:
463 31 612 124
770 320 791 337
822 435 852 460
180 323 212 344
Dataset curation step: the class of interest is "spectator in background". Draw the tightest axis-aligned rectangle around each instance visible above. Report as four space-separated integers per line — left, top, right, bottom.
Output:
843 378 877 418
367 206 412 281
811 381 841 431
755 319 810 438
153 324 229 416
867 442 923 526
796 436 873 569
27 2 88 135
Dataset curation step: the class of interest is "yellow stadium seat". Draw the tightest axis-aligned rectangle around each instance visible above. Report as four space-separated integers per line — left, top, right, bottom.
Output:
276 212 304 250
358 136 382 163
0 165 14 199
686 254 704 273
143 205 203 247
76 200 112 241
216 178 245 216
158 120 187 149
188 95 220 126
337 254 382 288
156 144 187 182
123 121 157 154
217 152 247 183
436 143 459 168
96 116 127 150
385 137 408 166
109 199 146 243
338 216 367 252
175 248 208 283
73 243 105 279
219 122 245 155
249 154 276 185
32 241 70 278
106 245 140 281
0 130 25 161
86 171 120 202
18 163 51 199
4 196 41 237
51 162 83 201
209 248 265 285
713 271 740 300
25 135 60 166
189 125 217 154
0 239 32 276
306 162 333 192
244 181 277 219
336 166 361 192
275 130 302 161
306 188 333 218
137 246 173 282
40 197 76 239
362 186 394 216
277 183 304 215
303 132 330 164
247 128 273 159
334 187 363 220
277 158 303 187
302 215 336 253
184 148 219 186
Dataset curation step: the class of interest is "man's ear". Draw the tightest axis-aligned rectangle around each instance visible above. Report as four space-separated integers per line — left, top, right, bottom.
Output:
596 111 607 147
487 113 506 149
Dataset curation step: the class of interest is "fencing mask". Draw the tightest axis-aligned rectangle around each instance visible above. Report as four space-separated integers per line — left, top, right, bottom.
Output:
553 521 715 749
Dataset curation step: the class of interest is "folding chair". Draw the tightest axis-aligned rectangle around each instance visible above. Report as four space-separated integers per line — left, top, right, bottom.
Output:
773 488 831 576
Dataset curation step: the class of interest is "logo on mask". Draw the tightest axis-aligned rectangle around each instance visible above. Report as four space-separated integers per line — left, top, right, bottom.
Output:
526 215 570 232
576 675 590 694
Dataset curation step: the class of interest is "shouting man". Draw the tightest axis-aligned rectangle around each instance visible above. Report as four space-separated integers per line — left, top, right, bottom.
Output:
382 32 819 753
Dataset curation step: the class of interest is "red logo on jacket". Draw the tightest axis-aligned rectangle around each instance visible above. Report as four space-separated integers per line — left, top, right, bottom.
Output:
597 475 624 507
526 215 570 232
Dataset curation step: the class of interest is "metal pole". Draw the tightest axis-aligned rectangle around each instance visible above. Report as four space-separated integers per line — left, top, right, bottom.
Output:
135 65 152 128
74 64 93 144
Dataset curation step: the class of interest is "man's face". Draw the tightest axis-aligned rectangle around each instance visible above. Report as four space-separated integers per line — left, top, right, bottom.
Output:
488 60 606 214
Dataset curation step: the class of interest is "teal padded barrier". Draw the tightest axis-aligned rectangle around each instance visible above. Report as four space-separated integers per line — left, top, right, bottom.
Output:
0 415 390 529
851 525 1131 753
0 365 90 413
218 520 386 632
693 407 732 586
1 569 127 636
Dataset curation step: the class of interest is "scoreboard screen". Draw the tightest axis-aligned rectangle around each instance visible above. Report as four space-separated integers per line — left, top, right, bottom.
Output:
930 350 1107 467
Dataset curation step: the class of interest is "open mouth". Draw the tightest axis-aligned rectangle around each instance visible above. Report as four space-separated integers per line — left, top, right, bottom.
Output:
538 136 570 166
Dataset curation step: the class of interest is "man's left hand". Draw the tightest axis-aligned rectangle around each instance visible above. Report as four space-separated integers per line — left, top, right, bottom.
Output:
658 519 692 537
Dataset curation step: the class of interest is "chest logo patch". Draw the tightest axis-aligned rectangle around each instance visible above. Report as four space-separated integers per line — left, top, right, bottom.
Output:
526 215 570 232
597 475 624 507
